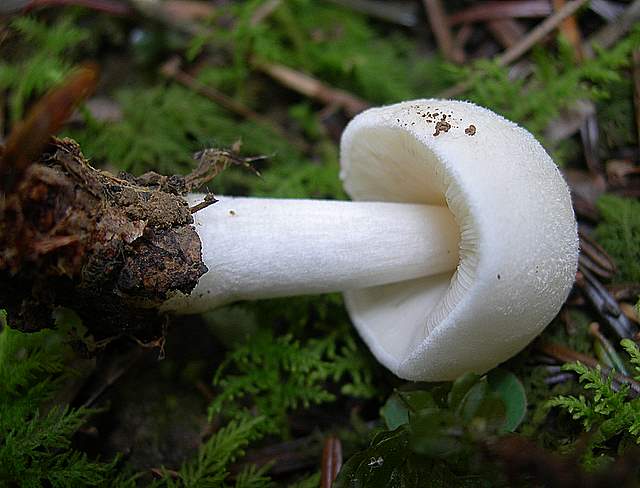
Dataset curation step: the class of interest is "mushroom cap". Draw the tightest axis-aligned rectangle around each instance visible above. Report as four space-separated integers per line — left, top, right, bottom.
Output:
340 99 578 381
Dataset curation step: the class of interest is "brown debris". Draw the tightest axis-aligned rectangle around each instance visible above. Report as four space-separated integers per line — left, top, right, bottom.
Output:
465 124 477 136
433 115 452 136
439 0 588 99
489 435 640 488
0 138 211 341
496 0 589 66
583 0 640 59
0 64 98 194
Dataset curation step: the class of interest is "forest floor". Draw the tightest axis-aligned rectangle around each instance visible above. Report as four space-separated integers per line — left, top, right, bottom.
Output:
0 1 640 487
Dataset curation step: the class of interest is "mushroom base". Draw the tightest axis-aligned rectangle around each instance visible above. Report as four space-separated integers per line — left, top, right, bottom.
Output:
0 138 208 342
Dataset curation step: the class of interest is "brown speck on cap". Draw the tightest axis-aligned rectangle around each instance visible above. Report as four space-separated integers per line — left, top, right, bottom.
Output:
433 115 451 137
465 124 476 136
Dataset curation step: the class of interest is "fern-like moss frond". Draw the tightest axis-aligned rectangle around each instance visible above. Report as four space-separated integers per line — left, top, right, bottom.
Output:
0 16 89 123
209 327 375 436
0 311 126 487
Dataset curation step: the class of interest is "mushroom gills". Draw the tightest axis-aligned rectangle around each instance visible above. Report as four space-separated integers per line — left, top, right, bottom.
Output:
162 196 459 314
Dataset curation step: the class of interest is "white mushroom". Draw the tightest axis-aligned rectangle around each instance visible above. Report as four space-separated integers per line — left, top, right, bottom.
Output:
162 99 579 382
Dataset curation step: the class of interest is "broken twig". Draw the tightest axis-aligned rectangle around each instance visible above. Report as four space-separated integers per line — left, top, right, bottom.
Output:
496 0 589 66
256 62 371 118
423 0 464 63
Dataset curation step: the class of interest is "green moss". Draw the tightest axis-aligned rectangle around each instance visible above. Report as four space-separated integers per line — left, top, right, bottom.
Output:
595 194 640 282
209 324 377 436
461 28 640 154
191 0 442 104
0 16 89 124
0 311 130 487
70 84 298 175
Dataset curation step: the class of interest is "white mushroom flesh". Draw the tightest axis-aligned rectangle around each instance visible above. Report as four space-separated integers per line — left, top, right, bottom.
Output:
162 197 459 314
162 98 579 383
340 99 579 381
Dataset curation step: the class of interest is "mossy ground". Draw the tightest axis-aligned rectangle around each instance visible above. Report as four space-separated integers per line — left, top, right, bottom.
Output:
0 3 639 487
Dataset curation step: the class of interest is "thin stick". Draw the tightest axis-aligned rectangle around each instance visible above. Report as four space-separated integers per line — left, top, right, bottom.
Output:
496 0 589 66
327 0 419 27
423 0 464 63
19 0 133 15
552 0 584 60
161 58 308 151
576 267 638 339
539 341 640 395
486 19 526 49
250 0 281 26
439 0 588 98
256 62 371 117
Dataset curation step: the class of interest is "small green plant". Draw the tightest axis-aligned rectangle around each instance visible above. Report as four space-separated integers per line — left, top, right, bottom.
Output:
0 310 128 487
72 84 299 176
154 416 271 488
209 326 376 436
0 16 89 124
547 339 640 470
335 369 527 487
190 0 443 104
460 27 640 147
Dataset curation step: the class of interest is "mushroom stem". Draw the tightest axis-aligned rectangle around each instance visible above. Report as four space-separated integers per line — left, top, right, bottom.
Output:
162 196 459 313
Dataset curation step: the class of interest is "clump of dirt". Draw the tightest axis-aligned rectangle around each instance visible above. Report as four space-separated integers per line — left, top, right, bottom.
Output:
0 138 242 343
